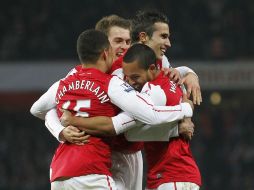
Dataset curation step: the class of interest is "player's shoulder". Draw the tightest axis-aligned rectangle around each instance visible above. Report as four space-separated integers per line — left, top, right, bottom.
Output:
109 75 135 92
162 55 171 68
65 65 81 77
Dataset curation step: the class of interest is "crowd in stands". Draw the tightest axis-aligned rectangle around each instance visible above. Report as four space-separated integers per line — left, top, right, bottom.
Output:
0 0 253 61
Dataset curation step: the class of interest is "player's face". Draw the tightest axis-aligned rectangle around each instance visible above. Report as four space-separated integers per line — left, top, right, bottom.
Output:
108 26 131 61
123 60 153 92
145 22 171 60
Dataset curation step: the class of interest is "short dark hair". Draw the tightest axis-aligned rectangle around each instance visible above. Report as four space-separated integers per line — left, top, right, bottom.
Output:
77 29 109 63
95 15 131 35
131 10 169 43
123 44 157 70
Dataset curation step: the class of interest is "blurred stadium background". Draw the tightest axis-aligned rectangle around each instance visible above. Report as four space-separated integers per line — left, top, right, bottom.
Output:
0 0 254 189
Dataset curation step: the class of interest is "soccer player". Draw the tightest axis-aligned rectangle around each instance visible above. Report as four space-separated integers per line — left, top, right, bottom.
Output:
123 44 201 190
126 11 202 189
97 15 144 190
61 44 201 190
106 11 201 189
95 14 131 61
40 29 194 190
31 13 199 190
112 10 202 105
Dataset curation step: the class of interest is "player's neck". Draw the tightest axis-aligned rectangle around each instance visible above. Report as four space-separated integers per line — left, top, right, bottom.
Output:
154 70 160 78
81 60 108 73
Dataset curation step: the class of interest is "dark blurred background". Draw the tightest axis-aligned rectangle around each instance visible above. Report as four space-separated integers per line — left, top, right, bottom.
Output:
0 0 254 189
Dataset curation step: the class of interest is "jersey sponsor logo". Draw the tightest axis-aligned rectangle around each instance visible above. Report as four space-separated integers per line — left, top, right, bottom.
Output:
121 82 134 92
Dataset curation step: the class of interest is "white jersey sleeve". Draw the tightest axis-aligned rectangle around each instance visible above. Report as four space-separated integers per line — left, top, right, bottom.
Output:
162 55 171 68
111 82 180 141
111 112 137 135
112 111 179 141
125 122 179 141
162 55 198 78
30 81 64 142
45 108 65 142
30 81 59 120
175 66 198 78
108 76 192 125
30 67 79 141
111 68 124 79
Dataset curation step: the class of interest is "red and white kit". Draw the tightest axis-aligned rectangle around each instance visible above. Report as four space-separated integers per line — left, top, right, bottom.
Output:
49 67 193 188
143 72 201 190
30 56 196 190
51 68 119 182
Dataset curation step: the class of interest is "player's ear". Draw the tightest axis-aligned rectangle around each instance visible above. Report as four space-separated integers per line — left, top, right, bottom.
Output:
148 64 157 76
139 32 148 44
149 64 157 72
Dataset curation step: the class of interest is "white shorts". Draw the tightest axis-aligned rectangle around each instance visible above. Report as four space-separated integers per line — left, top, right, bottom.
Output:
111 150 143 190
146 182 200 190
51 174 116 190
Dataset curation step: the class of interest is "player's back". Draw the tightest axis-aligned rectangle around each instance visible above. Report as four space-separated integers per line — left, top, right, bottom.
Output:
50 68 119 182
144 72 201 188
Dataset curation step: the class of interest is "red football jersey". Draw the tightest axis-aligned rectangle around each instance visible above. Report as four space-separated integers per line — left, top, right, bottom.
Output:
144 72 201 188
50 68 119 182
110 55 169 75
109 56 171 153
110 55 124 75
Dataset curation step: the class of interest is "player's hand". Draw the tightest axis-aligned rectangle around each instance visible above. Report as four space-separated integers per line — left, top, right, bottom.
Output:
60 109 74 127
162 67 182 85
182 93 194 110
59 125 90 145
178 118 194 141
181 73 202 105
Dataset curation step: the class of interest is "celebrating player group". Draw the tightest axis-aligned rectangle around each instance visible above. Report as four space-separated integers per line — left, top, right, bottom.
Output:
31 10 202 190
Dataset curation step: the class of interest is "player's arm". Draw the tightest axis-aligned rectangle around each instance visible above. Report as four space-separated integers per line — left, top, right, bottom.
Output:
30 81 59 120
60 80 193 141
161 56 197 82
108 76 193 125
60 109 116 136
46 108 90 143
171 66 202 105
29 81 67 142
126 117 194 141
162 66 201 105
162 56 202 105
60 108 182 141
124 82 194 141
30 66 80 120
30 78 88 143
125 122 178 141
180 69 202 105
59 76 193 138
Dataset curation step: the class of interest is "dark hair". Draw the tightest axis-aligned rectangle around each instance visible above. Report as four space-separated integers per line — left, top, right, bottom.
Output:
123 44 157 70
131 10 169 43
95 15 131 35
77 29 109 63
